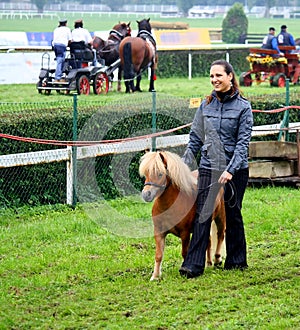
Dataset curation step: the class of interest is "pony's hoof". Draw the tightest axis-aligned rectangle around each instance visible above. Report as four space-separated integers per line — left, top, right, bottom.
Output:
149 89 156 92
214 254 223 268
214 261 223 268
150 275 161 281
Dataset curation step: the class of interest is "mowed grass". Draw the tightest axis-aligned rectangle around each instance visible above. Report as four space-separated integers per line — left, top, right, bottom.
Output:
1 77 299 104
0 187 299 329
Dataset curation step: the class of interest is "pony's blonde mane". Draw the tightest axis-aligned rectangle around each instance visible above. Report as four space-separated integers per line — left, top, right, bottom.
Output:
139 151 197 195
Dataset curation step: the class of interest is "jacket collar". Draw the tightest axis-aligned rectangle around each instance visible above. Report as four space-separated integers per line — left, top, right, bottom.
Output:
212 89 239 103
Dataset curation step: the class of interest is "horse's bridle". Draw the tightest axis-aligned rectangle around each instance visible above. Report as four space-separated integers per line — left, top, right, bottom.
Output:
144 181 167 190
143 174 171 191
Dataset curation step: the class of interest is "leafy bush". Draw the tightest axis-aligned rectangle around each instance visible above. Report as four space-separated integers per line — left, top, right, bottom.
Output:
222 3 248 44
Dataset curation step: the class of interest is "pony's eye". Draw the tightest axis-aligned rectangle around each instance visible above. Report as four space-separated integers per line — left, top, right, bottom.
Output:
158 173 163 178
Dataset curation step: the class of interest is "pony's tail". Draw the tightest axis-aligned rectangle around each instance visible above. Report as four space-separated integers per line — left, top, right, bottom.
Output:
123 42 134 81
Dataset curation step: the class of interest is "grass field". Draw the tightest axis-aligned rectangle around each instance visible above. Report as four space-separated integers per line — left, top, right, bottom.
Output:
0 14 299 37
0 187 299 329
1 77 300 104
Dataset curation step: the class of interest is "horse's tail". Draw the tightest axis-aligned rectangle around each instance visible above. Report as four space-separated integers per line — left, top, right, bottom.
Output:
123 42 134 81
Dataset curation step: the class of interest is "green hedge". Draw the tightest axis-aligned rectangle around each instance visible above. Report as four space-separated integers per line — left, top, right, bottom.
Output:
156 49 250 78
0 89 299 208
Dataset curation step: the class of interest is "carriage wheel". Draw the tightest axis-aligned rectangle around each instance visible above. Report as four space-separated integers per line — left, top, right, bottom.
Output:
239 72 252 87
93 72 109 95
76 75 90 95
37 80 51 95
270 73 286 87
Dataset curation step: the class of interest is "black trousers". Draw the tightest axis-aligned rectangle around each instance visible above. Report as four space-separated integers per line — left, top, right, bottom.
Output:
181 167 249 274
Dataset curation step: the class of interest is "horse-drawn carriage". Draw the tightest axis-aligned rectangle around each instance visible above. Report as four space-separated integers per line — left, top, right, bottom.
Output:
36 22 131 95
239 46 300 87
36 48 113 95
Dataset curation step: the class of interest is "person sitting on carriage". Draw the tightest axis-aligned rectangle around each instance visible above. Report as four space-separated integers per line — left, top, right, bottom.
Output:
71 19 96 67
52 18 72 81
261 27 283 57
277 25 295 54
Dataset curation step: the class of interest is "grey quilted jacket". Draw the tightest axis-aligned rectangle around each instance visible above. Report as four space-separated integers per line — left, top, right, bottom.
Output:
182 90 253 175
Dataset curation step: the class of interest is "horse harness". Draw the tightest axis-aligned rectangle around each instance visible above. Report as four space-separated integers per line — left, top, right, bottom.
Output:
109 29 127 42
137 30 157 65
98 29 128 53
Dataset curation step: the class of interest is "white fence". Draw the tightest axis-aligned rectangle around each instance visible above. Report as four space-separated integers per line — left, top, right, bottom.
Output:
0 134 189 205
1 122 299 205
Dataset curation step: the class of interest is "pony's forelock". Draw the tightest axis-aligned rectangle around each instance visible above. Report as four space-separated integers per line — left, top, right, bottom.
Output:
139 152 167 178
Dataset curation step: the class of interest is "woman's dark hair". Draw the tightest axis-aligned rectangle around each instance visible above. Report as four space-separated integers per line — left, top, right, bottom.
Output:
206 59 240 103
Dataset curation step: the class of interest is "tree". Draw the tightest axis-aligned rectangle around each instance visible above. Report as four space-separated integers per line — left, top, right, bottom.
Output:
222 2 248 44
103 0 127 11
176 0 195 16
264 0 275 18
30 0 48 13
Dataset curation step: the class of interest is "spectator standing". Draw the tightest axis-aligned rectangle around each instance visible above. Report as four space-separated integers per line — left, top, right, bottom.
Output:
52 18 72 81
262 27 283 57
277 25 295 52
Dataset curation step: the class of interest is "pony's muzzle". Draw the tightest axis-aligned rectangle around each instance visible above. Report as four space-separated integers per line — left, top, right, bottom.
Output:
141 188 155 202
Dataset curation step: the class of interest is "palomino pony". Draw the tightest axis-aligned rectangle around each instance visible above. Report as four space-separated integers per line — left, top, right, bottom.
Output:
139 151 226 281
119 18 158 93
92 22 131 91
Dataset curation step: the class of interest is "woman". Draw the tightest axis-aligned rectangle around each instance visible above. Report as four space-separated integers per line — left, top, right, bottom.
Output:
179 59 253 278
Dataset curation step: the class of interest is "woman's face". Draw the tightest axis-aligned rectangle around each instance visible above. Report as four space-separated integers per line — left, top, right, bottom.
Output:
210 64 233 93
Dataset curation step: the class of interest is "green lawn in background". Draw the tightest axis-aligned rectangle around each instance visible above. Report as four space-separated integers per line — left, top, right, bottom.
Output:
1 77 300 104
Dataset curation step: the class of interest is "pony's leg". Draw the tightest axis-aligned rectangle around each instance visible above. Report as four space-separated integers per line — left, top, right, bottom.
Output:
206 234 213 266
181 233 190 260
151 233 166 281
214 215 226 267
210 189 226 267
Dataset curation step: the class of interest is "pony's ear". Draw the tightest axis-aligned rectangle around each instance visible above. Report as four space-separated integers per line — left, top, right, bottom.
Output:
136 20 140 24
147 18 150 22
128 21 131 26
158 151 167 166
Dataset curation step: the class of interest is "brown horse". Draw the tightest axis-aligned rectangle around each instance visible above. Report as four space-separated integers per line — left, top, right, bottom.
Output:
139 151 226 281
92 22 131 91
119 18 158 93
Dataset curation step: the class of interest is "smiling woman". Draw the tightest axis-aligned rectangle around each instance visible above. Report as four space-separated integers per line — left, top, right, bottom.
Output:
179 59 253 278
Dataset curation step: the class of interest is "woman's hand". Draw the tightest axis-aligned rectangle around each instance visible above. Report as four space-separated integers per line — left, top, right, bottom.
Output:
218 170 232 184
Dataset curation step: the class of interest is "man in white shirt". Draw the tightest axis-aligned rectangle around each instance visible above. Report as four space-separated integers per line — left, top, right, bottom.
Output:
71 19 96 66
52 18 72 81
71 19 93 45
